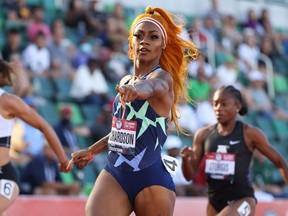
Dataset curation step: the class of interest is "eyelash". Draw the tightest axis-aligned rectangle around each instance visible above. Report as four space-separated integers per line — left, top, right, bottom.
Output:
133 34 160 40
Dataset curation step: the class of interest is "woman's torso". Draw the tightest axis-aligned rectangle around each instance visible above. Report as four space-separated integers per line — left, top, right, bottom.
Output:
0 88 15 165
107 69 168 172
204 121 254 195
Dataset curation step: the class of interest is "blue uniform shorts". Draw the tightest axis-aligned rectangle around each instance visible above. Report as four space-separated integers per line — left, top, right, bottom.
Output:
105 158 175 204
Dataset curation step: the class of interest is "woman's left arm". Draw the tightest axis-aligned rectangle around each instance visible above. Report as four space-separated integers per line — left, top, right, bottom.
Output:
247 126 288 184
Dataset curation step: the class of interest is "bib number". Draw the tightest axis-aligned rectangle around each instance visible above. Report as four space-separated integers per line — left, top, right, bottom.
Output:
237 201 251 216
108 117 137 156
162 155 178 175
0 179 15 199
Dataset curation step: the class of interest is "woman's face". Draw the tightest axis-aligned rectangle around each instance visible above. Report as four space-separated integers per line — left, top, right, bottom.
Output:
213 90 239 124
131 21 164 63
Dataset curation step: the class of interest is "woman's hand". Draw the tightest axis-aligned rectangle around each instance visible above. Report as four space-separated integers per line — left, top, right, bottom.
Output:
179 146 195 162
116 84 138 103
59 160 72 172
69 149 95 169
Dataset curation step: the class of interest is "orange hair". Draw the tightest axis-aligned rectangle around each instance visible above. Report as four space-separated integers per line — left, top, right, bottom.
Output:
128 6 199 133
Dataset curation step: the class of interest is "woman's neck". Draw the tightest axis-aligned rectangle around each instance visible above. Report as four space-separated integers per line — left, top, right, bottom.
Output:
134 62 160 78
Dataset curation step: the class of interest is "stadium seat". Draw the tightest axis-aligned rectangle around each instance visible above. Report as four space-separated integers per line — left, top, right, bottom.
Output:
37 100 59 126
53 78 72 102
272 119 288 141
254 115 276 141
32 77 56 101
273 74 288 95
80 104 101 126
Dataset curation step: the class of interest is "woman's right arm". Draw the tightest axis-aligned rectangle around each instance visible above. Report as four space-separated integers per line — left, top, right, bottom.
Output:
180 127 207 181
70 133 110 169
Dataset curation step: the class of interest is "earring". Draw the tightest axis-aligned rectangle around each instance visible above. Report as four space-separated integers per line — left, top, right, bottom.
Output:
236 109 239 113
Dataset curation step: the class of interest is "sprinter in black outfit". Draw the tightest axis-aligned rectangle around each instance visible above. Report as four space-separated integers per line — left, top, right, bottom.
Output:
180 85 288 216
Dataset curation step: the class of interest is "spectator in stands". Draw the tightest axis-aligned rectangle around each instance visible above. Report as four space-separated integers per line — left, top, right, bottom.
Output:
18 97 45 159
237 28 260 74
205 0 222 28
106 2 129 46
64 0 95 42
22 31 51 77
188 18 207 49
105 37 131 83
5 0 32 23
1 28 24 61
215 54 241 88
188 54 213 79
53 105 79 155
89 101 112 141
242 9 264 37
175 96 198 135
8 54 31 97
70 56 109 105
20 142 81 195
86 0 109 46
187 66 211 103
221 14 243 53
195 90 217 129
181 85 288 215
202 14 221 46
259 36 284 68
243 70 288 121
47 19 75 79
26 5 51 42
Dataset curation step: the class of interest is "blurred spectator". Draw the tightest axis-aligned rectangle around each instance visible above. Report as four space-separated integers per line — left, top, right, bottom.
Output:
176 97 198 135
106 2 129 46
53 105 80 155
86 0 109 46
188 54 213 78
70 56 109 105
105 37 131 82
205 0 222 28
202 14 221 45
221 15 243 53
5 0 32 23
187 66 211 103
48 19 75 79
195 90 217 128
1 28 24 61
9 54 31 97
188 18 208 49
18 96 45 158
20 143 81 195
90 101 113 141
243 70 288 120
259 36 283 64
215 54 241 88
64 0 95 42
26 5 51 42
242 9 264 37
237 28 260 74
71 42 93 69
22 31 51 77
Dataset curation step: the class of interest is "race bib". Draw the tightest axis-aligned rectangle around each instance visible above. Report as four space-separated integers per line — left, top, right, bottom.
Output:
162 155 178 175
108 117 137 155
205 152 235 178
0 179 15 199
237 201 251 216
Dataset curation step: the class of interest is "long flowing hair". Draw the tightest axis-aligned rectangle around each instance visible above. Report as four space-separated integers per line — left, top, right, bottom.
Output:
128 6 199 132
